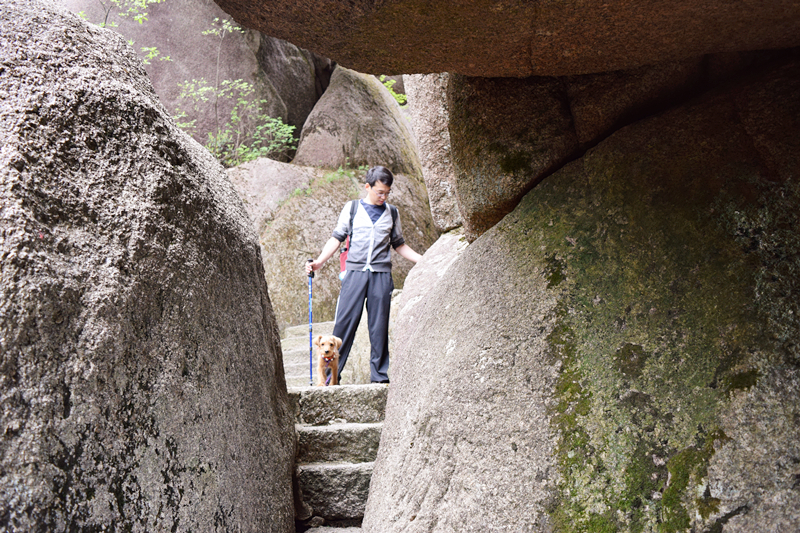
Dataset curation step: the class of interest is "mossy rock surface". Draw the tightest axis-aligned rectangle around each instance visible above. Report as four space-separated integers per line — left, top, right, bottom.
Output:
364 60 800 533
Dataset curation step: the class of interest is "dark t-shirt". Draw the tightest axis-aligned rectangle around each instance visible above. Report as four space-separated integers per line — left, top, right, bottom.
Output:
360 200 386 224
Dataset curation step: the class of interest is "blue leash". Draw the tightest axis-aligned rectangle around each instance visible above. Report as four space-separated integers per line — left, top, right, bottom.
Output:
307 260 314 386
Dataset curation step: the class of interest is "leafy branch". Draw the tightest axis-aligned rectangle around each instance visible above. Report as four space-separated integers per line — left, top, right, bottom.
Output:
173 17 297 167
79 0 171 64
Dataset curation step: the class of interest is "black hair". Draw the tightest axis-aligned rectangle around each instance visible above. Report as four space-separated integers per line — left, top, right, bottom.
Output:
365 165 394 187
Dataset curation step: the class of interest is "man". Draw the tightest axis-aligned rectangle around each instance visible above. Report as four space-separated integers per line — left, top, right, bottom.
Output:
305 166 422 383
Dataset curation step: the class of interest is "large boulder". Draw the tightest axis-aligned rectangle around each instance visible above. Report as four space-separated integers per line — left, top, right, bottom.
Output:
293 66 422 177
445 52 792 242
212 0 800 77
227 157 320 235
363 58 800 533
387 228 470 359
255 33 335 134
405 73 462 233
447 74 579 241
0 2 294 531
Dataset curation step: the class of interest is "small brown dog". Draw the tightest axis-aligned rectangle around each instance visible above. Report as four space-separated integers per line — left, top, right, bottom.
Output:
314 334 343 386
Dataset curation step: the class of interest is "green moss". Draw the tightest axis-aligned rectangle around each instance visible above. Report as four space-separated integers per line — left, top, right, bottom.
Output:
484 81 800 533
517 139 773 533
582 513 617 533
614 344 650 380
546 254 566 288
548 321 594 470
660 448 699 532
722 369 760 396
696 494 721 521
660 430 728 532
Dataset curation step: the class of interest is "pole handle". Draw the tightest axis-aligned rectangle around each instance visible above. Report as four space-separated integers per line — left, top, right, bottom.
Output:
307 258 315 278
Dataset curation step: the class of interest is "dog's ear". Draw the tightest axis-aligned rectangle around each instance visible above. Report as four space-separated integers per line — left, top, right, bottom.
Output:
333 336 343 349
313 335 322 347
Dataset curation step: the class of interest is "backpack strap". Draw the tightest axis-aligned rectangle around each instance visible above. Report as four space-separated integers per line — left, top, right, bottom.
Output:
388 203 398 229
341 199 359 254
347 199 358 239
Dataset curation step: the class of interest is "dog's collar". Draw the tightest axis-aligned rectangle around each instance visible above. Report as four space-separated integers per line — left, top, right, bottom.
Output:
323 356 335 364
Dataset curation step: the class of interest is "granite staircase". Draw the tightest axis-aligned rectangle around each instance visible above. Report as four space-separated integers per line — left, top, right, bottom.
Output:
282 325 386 531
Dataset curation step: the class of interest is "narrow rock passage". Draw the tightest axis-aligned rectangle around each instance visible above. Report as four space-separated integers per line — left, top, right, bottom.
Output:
282 324 386 531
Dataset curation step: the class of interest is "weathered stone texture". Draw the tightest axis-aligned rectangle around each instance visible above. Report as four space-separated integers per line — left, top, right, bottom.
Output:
447 74 578 241
297 422 382 464
288 385 388 426
255 33 335 134
0 2 294 531
306 527 361 533
227 157 320 235
564 59 705 145
294 66 423 178
212 0 800 77
405 73 462 233
440 52 790 243
388 228 470 348
297 462 373 521
363 59 800 532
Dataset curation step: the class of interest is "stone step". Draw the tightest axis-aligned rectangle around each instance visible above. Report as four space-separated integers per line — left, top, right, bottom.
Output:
306 526 361 533
283 359 332 387
284 321 335 339
288 384 388 425
283 347 314 367
281 334 317 353
284 358 310 370
297 422 382 464
297 462 374 521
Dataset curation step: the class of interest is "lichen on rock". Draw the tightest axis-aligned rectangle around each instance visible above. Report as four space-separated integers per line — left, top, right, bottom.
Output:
363 58 800 533
519 59 800 533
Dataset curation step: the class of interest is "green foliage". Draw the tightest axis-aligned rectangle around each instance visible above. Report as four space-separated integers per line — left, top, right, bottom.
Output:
175 78 296 167
202 17 245 38
323 162 369 183
81 0 170 64
173 16 297 167
139 45 171 65
379 75 407 106
96 0 165 27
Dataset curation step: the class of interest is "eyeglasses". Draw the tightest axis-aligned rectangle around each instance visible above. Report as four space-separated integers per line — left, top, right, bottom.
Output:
370 187 391 198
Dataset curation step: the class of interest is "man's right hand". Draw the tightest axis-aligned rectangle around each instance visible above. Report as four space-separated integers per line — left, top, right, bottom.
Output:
306 237 343 276
305 260 319 276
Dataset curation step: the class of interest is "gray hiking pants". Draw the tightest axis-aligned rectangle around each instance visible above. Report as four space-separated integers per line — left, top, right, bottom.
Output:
333 270 393 382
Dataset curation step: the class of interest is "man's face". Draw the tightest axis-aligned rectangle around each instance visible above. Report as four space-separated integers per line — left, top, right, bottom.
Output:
366 180 391 205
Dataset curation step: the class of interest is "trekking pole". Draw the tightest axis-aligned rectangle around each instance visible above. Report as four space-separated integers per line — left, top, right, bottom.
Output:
307 259 314 387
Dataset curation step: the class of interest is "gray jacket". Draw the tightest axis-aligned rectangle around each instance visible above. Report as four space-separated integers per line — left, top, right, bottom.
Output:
332 200 404 272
